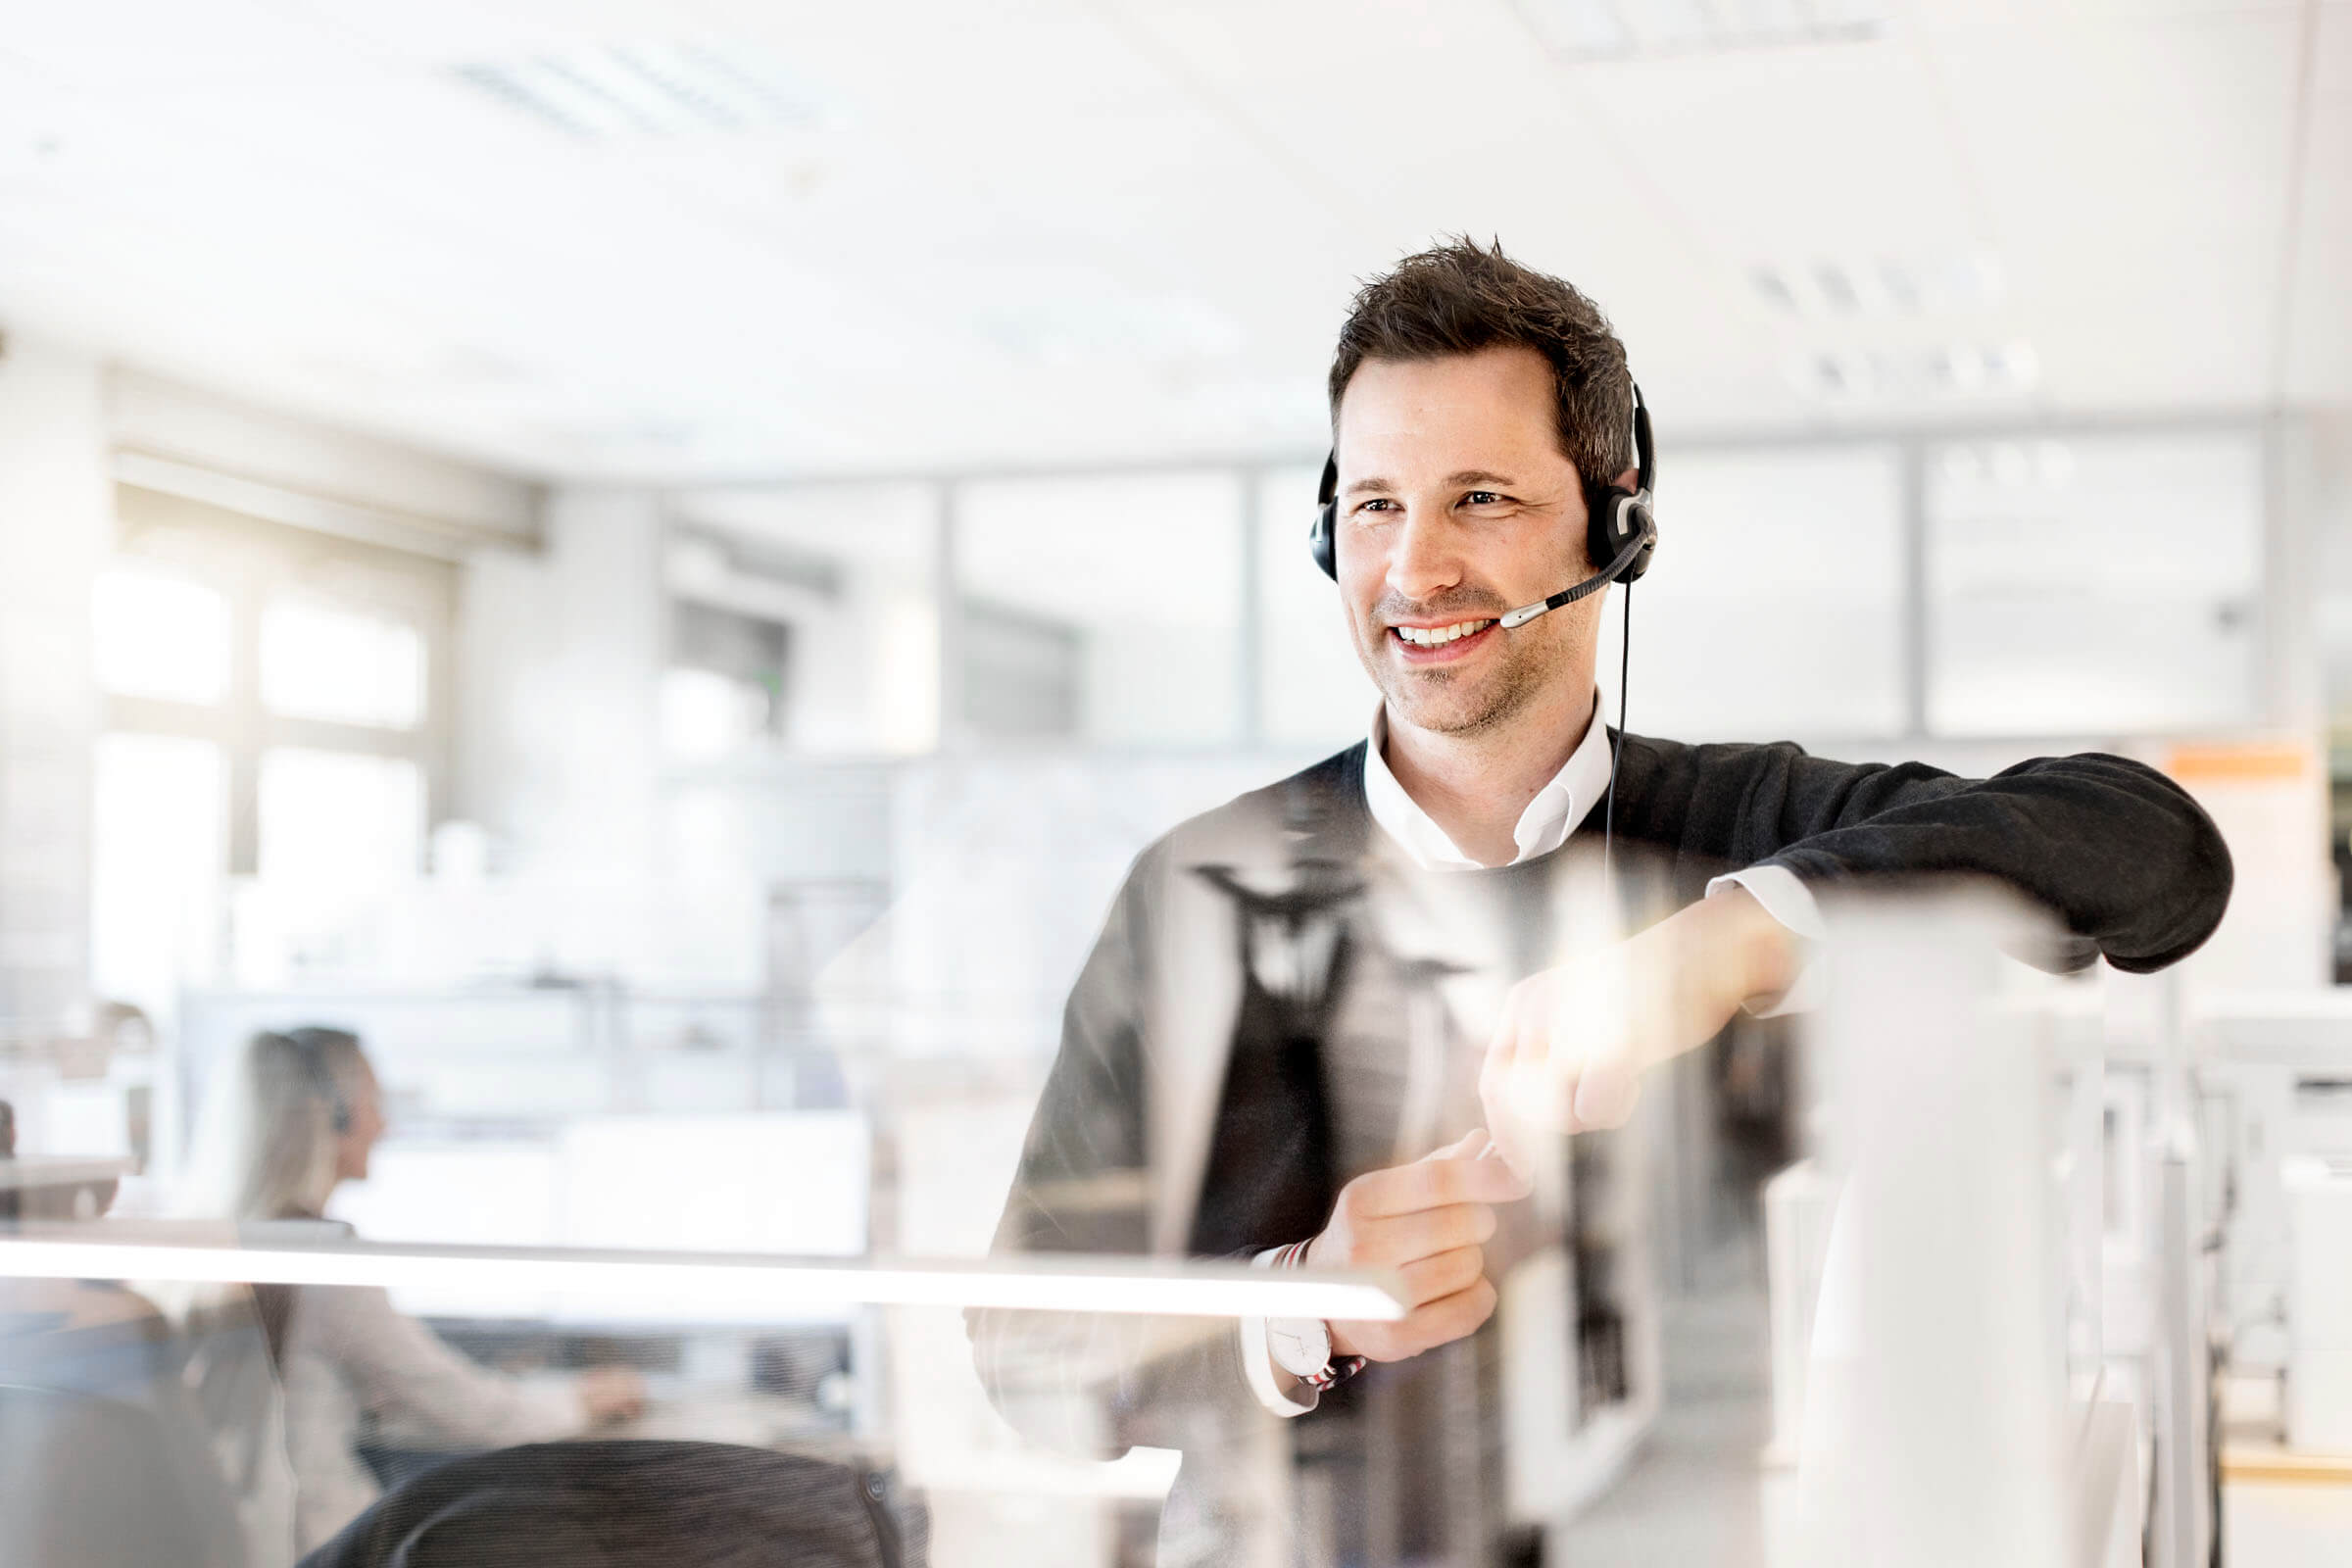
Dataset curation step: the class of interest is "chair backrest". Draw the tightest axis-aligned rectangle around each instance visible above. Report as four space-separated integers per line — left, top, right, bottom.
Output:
0 1382 249 1568
298 1440 924 1568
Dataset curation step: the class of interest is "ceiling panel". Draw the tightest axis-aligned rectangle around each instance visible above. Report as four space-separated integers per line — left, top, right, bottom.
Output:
0 0 2330 483
1921 6 2305 408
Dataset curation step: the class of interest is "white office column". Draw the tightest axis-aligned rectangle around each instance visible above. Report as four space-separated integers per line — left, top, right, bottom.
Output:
458 487 662 883
1797 890 2069 1568
0 338 108 1037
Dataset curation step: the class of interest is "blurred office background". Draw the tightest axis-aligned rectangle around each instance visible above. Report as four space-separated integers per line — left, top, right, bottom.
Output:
1 1 2349 1564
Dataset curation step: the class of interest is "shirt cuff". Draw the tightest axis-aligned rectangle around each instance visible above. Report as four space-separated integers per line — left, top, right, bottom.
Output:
1240 1247 1319 1418
1706 864 1826 1018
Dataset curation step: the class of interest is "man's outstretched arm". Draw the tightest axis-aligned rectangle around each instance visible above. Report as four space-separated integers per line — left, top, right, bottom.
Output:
1481 740 2232 1164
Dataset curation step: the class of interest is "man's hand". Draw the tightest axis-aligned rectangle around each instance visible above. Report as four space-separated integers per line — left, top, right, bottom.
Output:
1304 1129 1532 1363
1480 885 1798 1178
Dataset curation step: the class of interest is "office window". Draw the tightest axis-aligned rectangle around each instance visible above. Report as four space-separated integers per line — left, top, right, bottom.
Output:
260 597 425 729
97 490 453 991
956 472 1245 746
1596 445 1906 742
1926 433 2260 735
94 567 230 706
1256 463 1377 750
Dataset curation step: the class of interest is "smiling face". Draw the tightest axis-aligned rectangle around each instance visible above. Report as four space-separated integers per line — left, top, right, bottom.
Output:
1333 345 1602 739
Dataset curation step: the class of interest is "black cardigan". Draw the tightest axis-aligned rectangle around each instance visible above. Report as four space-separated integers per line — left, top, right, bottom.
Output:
971 733 2231 1472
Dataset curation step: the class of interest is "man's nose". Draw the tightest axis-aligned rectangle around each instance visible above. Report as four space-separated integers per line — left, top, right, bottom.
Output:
1386 508 1462 602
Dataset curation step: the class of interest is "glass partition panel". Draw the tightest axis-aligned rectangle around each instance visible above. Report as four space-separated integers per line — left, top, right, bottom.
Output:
1595 443 1907 743
955 473 1245 747
1926 432 2261 735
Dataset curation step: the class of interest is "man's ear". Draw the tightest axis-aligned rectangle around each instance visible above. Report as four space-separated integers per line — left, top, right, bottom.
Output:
1612 466 1640 492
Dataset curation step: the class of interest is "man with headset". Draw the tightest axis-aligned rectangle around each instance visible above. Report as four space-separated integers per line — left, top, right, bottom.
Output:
971 239 2231 1564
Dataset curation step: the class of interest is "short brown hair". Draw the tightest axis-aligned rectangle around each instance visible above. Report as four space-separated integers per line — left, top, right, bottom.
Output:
1328 237 1635 489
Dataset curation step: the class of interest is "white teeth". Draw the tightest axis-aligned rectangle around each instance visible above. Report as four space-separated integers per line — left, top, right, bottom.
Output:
1394 619 1493 647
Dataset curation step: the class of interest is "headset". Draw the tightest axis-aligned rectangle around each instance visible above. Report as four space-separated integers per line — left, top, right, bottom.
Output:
282 1027 356 1135
1308 380 1658 615
1309 376 1659 874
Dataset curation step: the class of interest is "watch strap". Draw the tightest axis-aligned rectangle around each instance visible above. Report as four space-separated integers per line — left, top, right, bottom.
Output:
1267 1239 1368 1392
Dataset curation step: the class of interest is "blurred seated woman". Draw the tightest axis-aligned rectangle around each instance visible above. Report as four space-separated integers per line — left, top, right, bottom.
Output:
218 1028 644 1552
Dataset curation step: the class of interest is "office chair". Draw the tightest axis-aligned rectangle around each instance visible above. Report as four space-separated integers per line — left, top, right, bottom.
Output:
298 1439 926 1568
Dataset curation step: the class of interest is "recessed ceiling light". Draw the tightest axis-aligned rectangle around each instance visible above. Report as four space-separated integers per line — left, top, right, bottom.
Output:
1751 250 2005 320
1747 265 1798 313
1788 339 2039 405
458 42 826 141
1813 263 1860 315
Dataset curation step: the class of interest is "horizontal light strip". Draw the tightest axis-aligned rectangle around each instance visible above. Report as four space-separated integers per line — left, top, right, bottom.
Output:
0 1232 1404 1322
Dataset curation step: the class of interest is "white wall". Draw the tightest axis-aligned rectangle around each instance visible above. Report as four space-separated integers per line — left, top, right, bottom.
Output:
0 338 109 1033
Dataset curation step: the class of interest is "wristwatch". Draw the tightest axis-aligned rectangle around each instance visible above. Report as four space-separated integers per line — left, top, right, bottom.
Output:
1261 1240 1368 1391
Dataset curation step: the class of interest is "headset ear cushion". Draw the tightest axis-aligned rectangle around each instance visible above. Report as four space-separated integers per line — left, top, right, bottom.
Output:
1586 487 1657 585
1620 497 1656 583
1311 454 1341 581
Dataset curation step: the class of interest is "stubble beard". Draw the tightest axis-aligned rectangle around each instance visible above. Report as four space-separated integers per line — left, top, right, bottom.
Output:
1373 631 1553 740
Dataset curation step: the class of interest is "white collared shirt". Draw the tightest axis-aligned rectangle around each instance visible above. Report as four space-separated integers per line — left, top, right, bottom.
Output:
1362 698 1617 871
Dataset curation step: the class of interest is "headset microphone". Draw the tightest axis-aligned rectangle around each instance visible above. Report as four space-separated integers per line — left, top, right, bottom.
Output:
1494 515 1653 628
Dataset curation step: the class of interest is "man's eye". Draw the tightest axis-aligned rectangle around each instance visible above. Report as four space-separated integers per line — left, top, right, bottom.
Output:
1463 490 1505 507
1355 498 1398 514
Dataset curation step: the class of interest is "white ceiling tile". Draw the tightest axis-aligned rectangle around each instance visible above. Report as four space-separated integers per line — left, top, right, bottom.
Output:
0 0 2329 478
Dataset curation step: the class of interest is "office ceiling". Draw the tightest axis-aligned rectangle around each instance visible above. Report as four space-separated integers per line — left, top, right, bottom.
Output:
0 0 2340 484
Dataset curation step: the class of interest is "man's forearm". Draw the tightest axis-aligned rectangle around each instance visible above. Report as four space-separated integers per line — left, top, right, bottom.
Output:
1700 882 1801 1013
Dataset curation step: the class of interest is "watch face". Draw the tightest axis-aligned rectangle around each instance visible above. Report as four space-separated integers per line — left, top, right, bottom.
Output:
1267 1316 1332 1378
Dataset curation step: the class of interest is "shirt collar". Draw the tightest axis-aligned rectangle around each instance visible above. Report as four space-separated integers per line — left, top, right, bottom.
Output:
1362 693 1616 871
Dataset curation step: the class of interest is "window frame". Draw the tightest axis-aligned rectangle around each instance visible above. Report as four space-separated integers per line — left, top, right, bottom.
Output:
103 484 456 878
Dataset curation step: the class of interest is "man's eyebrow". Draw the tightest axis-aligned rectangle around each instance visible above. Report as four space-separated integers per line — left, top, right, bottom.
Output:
1343 469 1525 498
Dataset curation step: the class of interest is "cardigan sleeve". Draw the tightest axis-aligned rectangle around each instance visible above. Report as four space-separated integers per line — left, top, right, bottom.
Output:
1612 736 2233 974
